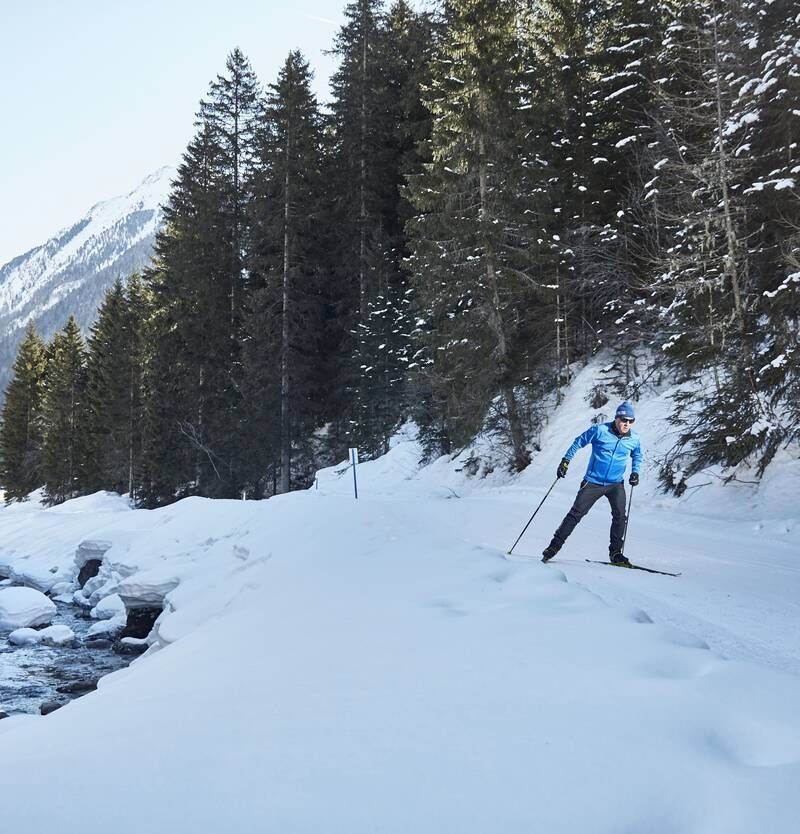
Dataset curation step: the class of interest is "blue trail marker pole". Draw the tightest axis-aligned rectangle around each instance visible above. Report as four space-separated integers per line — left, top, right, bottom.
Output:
349 448 359 499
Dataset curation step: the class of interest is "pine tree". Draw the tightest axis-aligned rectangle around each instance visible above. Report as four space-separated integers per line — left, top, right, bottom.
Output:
587 0 663 373
533 0 664 389
142 52 262 503
731 0 800 468
364 0 434 453
198 47 262 330
40 317 89 505
0 326 48 501
646 0 777 488
329 0 419 457
406 0 547 469
198 48 262 494
140 127 223 503
85 276 147 496
245 50 329 494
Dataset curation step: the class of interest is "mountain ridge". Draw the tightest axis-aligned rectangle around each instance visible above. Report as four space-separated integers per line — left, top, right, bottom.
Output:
0 166 174 397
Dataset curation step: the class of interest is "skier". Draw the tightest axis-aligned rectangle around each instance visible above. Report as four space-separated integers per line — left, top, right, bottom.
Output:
541 401 642 566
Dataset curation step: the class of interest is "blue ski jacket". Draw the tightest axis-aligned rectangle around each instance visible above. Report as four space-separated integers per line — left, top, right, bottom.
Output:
564 422 642 485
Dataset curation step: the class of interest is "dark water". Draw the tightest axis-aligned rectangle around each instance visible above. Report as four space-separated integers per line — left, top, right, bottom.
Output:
0 598 133 715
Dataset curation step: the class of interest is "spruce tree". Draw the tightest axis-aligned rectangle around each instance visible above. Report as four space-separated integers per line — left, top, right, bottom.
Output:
198 46 261 325
142 51 261 503
0 326 47 501
85 276 146 496
646 0 771 488
329 0 419 457
532 0 664 387
727 0 800 470
364 0 433 453
141 125 228 504
245 50 329 494
198 48 262 494
40 317 90 505
406 0 546 469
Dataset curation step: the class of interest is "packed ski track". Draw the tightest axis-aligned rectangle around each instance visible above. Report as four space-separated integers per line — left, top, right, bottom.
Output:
0 364 799 832
493 489 800 678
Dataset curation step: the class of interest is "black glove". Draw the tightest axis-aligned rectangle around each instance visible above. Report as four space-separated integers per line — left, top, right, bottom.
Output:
557 458 569 479
629 472 639 486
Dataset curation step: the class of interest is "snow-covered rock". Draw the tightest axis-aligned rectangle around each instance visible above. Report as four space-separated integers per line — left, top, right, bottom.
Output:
38 624 75 646
0 586 56 631
91 593 126 620
7 627 41 646
8 623 75 647
86 616 126 639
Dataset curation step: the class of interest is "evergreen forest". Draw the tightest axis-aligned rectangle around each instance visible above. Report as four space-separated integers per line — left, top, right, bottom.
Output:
1 0 798 506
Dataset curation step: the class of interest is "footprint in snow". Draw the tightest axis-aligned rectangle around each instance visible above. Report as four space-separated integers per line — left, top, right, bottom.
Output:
426 599 469 618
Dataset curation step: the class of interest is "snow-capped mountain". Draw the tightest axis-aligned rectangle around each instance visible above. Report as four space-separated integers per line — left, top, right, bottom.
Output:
0 166 174 397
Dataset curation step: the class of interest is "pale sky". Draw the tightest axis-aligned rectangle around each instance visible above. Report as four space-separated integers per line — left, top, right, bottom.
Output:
0 0 349 266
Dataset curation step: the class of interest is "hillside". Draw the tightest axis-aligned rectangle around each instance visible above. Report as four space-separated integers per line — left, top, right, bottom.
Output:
0 362 798 832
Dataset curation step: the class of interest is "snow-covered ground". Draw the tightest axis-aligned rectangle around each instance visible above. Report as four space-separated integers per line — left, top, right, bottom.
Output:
0 362 798 833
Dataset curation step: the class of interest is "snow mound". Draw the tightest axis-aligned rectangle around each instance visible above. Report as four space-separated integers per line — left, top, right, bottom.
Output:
91 594 126 620
46 491 133 515
8 624 74 647
86 616 126 638
0 586 56 631
39 624 76 646
7 627 41 646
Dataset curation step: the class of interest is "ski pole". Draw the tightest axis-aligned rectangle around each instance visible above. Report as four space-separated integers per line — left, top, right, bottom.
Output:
620 483 635 556
507 478 559 556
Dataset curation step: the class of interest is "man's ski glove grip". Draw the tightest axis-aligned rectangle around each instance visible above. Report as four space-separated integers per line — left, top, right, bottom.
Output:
629 472 639 486
557 458 569 479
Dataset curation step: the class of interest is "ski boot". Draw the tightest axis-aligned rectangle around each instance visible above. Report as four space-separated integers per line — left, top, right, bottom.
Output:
610 552 631 567
541 545 559 563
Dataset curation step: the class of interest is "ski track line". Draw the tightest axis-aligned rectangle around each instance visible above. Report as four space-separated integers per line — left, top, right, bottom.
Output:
500 551 800 677
558 565 800 678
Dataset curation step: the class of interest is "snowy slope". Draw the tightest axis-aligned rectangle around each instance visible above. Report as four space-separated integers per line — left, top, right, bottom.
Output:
0 167 173 395
0 365 799 833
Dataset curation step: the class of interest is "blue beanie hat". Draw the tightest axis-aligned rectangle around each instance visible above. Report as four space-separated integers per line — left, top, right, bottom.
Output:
615 400 635 420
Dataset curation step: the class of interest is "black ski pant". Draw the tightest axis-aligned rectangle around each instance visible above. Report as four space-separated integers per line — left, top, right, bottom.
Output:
548 481 627 555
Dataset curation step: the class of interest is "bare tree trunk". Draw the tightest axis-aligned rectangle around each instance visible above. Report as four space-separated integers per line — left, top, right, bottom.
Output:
232 92 241 341
555 288 562 405
68 381 75 498
711 8 744 333
562 274 571 383
229 88 243 495
358 1 369 326
280 122 292 495
355 4 370 447
196 367 204 492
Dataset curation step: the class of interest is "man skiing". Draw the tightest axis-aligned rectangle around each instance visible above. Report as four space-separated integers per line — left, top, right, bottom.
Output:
542 401 642 566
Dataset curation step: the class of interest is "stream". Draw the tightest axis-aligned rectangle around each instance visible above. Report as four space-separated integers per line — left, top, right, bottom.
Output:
0 597 136 716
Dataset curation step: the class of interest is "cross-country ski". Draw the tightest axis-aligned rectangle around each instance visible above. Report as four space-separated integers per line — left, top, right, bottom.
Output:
585 559 681 577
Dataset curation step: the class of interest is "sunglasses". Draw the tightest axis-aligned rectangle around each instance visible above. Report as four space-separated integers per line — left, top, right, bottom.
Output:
617 417 634 424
